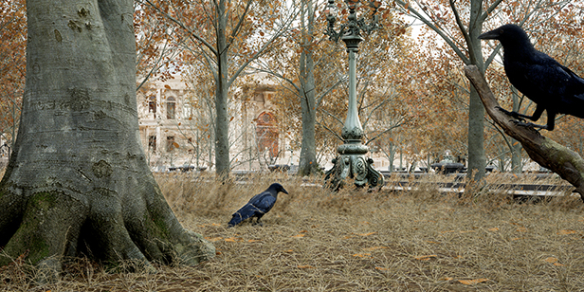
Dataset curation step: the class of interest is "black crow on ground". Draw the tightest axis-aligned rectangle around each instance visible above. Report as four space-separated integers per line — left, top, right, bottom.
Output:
227 183 288 227
478 24 584 131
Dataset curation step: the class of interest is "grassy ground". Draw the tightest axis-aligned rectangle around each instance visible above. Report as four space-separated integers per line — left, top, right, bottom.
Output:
2 173 584 291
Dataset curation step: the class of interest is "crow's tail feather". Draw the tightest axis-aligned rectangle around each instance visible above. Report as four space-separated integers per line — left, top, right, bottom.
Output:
227 204 256 227
227 216 241 227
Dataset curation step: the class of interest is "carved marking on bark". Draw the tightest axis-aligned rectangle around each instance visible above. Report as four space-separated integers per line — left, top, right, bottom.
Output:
78 8 90 18
54 29 62 42
92 160 112 178
66 87 90 111
67 20 82 32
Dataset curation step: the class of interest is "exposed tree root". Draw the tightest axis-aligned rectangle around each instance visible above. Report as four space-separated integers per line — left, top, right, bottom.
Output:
0 170 215 280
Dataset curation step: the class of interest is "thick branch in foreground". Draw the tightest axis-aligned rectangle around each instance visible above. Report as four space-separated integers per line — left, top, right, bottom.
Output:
464 65 584 197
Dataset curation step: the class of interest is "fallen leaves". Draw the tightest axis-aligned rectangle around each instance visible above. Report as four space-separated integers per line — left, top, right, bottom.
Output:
204 237 223 242
297 265 315 269
224 237 244 242
290 234 305 238
197 223 222 228
357 232 377 236
458 278 489 285
557 229 578 235
439 277 489 285
414 255 437 261
205 236 260 243
362 246 388 252
542 257 564 266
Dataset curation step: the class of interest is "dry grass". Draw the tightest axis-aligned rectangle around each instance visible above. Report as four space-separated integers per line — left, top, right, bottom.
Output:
2 173 584 291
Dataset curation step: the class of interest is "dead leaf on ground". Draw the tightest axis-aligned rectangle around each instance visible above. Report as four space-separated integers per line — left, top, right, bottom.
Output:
557 229 578 235
204 237 223 242
458 278 489 285
291 234 305 238
414 255 437 261
543 257 558 263
297 265 315 269
459 230 476 234
362 246 388 252
224 237 244 242
542 257 564 266
352 253 372 258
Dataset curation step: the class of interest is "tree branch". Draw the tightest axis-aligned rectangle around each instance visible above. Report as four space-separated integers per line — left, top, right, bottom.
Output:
464 65 584 198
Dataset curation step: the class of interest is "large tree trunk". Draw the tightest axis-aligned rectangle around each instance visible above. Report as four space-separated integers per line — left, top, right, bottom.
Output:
0 0 214 277
465 65 584 197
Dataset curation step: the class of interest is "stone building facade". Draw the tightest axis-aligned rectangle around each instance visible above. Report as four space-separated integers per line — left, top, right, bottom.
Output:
136 77 293 172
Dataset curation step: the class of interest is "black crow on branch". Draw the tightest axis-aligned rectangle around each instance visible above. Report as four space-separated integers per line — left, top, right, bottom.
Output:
227 183 288 227
478 24 584 131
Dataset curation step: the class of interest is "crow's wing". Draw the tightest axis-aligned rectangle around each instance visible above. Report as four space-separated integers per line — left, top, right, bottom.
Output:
517 52 571 96
252 195 277 213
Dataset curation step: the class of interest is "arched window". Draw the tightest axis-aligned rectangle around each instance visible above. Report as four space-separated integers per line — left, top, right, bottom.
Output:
166 97 176 120
256 112 279 158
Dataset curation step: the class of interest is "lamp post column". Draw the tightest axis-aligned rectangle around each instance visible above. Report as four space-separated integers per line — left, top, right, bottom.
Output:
323 1 384 190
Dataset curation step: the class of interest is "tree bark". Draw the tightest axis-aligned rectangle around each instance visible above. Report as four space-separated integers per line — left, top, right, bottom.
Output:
214 0 231 178
465 0 487 181
296 0 319 176
465 65 584 197
0 0 214 278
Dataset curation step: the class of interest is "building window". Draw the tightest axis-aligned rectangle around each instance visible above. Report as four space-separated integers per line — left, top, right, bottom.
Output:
253 93 264 103
167 136 175 152
183 103 193 119
256 112 279 158
148 96 156 118
167 97 176 120
148 135 156 152
187 137 193 154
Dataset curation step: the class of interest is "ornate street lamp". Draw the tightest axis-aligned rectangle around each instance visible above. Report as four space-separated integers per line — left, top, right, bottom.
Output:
323 0 384 190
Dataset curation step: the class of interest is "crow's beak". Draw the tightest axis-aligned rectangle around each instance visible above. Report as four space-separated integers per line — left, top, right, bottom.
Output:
282 188 289 195
478 29 500 40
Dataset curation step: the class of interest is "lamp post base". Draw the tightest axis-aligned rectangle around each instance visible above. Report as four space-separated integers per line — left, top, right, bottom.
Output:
324 142 384 191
